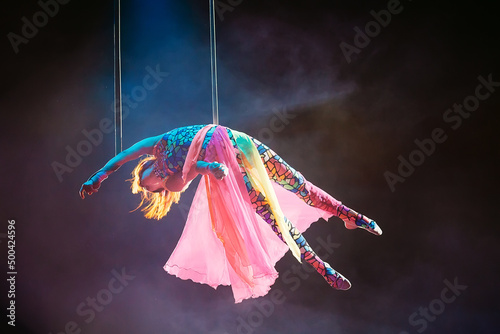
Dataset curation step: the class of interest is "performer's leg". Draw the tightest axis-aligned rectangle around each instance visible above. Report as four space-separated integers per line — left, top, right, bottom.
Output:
242 173 351 290
251 138 382 236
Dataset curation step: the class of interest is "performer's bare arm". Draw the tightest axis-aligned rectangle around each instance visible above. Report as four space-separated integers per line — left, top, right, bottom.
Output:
79 135 163 198
105 135 163 170
80 134 228 198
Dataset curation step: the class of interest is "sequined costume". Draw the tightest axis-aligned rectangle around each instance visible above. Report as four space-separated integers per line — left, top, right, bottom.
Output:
154 125 381 303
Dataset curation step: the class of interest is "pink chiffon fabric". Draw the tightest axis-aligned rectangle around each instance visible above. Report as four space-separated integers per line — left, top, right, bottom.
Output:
164 126 333 303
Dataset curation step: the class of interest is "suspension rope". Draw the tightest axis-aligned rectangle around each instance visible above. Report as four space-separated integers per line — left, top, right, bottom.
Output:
114 0 123 155
209 0 219 125
114 2 218 138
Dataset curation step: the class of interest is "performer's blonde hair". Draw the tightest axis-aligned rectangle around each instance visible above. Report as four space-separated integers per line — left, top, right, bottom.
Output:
129 156 181 220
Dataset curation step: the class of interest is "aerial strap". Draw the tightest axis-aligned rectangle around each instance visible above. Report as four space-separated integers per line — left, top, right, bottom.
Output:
114 0 123 154
209 0 219 125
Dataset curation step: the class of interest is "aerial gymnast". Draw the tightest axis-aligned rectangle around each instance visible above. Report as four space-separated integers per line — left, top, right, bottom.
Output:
79 124 382 303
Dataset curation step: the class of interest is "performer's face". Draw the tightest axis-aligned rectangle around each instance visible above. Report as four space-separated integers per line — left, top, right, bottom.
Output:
139 161 165 193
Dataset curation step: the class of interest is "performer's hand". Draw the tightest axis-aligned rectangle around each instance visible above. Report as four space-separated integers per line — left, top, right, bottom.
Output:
209 162 228 180
79 180 101 199
79 171 107 199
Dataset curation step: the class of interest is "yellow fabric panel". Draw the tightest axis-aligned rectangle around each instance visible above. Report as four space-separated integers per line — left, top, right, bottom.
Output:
232 131 302 263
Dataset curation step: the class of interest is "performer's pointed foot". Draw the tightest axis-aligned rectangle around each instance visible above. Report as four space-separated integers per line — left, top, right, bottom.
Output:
343 215 383 236
323 263 351 290
337 205 382 236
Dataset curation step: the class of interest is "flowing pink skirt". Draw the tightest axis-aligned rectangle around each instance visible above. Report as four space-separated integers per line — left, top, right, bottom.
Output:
164 126 332 303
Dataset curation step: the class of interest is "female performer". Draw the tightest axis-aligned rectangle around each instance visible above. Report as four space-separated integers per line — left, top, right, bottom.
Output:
80 124 382 303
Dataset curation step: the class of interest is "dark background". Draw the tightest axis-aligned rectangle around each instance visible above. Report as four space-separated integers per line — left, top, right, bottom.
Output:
1 0 499 333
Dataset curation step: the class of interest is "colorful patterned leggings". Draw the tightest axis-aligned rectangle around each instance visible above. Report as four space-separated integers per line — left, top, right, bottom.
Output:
234 137 375 289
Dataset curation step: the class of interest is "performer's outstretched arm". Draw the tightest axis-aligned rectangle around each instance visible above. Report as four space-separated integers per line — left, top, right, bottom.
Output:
79 135 163 199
